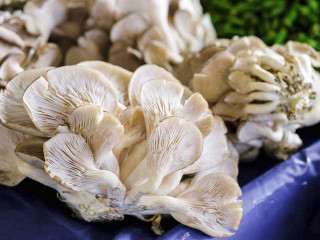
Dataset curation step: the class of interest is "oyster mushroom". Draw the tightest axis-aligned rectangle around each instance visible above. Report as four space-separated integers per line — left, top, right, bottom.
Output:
22 66 119 136
139 78 213 137
0 67 53 137
44 132 126 207
0 124 26 186
180 36 320 160
138 174 242 237
78 61 132 106
0 0 66 85
126 116 203 202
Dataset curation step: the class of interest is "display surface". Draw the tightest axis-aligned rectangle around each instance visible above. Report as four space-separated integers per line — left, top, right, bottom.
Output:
1 124 319 240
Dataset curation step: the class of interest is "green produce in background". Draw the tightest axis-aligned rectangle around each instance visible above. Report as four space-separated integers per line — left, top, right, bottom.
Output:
201 0 320 51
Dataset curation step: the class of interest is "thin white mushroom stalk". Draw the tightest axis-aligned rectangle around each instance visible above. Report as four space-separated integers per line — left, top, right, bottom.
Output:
176 36 320 160
0 62 241 238
0 0 66 86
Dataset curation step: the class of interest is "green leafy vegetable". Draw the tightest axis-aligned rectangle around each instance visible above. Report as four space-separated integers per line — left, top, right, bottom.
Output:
201 0 320 51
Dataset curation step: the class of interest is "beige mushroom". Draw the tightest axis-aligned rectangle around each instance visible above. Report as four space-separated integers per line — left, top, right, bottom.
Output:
44 132 126 207
23 66 119 136
126 116 203 202
0 67 53 137
0 124 26 187
138 174 242 237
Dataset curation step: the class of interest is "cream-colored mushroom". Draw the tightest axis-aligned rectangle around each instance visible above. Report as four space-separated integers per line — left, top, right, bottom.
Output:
0 124 26 187
23 66 119 136
68 104 124 174
126 116 203 202
113 106 145 163
128 64 179 106
44 132 126 207
78 61 133 106
140 78 213 137
0 67 53 137
138 174 242 237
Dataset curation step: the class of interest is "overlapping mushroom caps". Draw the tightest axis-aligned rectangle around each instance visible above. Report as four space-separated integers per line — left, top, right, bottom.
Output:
0 0 66 86
64 0 216 71
0 62 241 237
176 36 320 160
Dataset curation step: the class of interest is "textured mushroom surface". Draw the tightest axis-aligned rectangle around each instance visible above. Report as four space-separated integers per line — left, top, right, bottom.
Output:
0 61 241 238
0 0 66 86
176 36 320 160
61 0 216 72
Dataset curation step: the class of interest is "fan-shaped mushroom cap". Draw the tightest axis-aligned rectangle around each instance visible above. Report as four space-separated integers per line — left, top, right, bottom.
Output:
129 64 179 106
15 139 45 170
120 140 147 183
139 174 242 237
285 41 320 67
28 43 62 69
110 12 150 45
0 124 26 186
114 106 145 162
190 51 235 102
0 67 52 137
78 61 132 106
44 133 126 206
183 116 229 174
23 66 118 135
140 78 213 137
68 104 124 172
127 116 203 201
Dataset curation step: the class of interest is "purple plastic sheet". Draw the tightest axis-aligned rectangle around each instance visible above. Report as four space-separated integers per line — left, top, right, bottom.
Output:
1 125 320 240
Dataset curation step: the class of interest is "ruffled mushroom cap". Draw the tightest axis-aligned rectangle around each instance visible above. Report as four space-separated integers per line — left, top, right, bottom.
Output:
23 66 119 136
0 123 25 186
78 61 132 106
126 116 203 201
0 0 66 84
0 67 52 137
140 78 213 137
179 36 320 160
44 132 126 207
138 174 242 237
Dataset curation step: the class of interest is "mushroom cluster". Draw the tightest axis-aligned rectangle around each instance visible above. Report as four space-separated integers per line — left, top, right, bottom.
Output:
62 0 216 71
0 62 241 237
0 0 66 86
175 36 320 160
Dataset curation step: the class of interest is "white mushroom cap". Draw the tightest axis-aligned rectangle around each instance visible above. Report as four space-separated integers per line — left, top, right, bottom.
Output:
23 66 118 135
139 174 242 237
110 12 150 45
44 133 126 206
114 106 145 162
183 116 229 174
0 67 53 137
140 78 214 137
0 124 26 186
127 116 203 201
128 64 179 106
68 104 124 173
78 61 133 106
